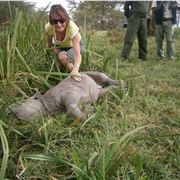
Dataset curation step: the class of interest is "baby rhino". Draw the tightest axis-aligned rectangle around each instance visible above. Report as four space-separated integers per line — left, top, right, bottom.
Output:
10 71 121 121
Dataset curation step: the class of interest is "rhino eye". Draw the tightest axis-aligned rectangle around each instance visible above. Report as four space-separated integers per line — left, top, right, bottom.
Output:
34 97 38 100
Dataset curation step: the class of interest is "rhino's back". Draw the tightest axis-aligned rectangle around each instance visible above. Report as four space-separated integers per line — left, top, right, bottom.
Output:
44 73 99 104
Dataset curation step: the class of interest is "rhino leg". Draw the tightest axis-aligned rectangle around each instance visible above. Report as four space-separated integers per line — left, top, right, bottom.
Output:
83 103 94 114
98 85 118 96
84 71 118 86
98 81 128 96
66 103 87 121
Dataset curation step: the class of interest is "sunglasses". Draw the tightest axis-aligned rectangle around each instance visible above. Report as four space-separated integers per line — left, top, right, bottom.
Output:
51 19 65 25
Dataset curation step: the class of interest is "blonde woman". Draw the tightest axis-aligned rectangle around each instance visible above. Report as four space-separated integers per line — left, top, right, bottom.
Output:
45 4 85 81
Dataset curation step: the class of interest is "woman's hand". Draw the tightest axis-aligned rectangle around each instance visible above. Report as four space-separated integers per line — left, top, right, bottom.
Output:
71 66 81 82
58 51 67 64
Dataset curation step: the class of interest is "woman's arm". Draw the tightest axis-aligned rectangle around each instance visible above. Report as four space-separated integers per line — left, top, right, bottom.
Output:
71 32 81 72
70 32 82 81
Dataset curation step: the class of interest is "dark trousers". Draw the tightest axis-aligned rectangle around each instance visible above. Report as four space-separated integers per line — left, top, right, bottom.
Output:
121 14 147 60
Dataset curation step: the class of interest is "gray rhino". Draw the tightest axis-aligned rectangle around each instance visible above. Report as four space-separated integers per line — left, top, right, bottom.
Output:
10 71 125 121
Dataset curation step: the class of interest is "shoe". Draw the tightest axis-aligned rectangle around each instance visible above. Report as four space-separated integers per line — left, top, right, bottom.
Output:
169 57 176 61
157 56 165 61
139 56 147 61
157 57 165 61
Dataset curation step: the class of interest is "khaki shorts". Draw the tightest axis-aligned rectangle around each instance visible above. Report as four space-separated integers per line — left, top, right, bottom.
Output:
56 40 85 63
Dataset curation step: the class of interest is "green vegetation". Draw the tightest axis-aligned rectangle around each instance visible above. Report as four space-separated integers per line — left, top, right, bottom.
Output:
0 5 180 180
73 1 124 30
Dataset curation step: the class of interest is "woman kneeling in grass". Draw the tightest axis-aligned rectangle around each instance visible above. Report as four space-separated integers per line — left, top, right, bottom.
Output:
45 4 85 81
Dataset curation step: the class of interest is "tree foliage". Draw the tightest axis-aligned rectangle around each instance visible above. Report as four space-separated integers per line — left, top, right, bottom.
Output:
0 1 35 24
72 1 125 30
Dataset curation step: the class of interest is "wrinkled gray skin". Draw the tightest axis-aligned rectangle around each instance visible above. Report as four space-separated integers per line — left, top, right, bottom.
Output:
10 71 119 121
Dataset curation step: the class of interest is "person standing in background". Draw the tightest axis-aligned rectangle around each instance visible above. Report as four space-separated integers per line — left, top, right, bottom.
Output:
152 1 180 61
121 1 148 61
45 4 85 81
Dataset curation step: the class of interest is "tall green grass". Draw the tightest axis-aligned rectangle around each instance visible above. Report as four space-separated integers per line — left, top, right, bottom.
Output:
0 123 9 180
0 5 180 180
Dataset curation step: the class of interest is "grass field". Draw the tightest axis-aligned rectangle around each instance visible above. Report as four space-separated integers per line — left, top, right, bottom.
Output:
0 9 180 180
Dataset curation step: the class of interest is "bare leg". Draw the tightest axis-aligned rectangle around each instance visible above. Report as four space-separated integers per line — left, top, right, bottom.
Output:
60 59 73 72
58 51 73 72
